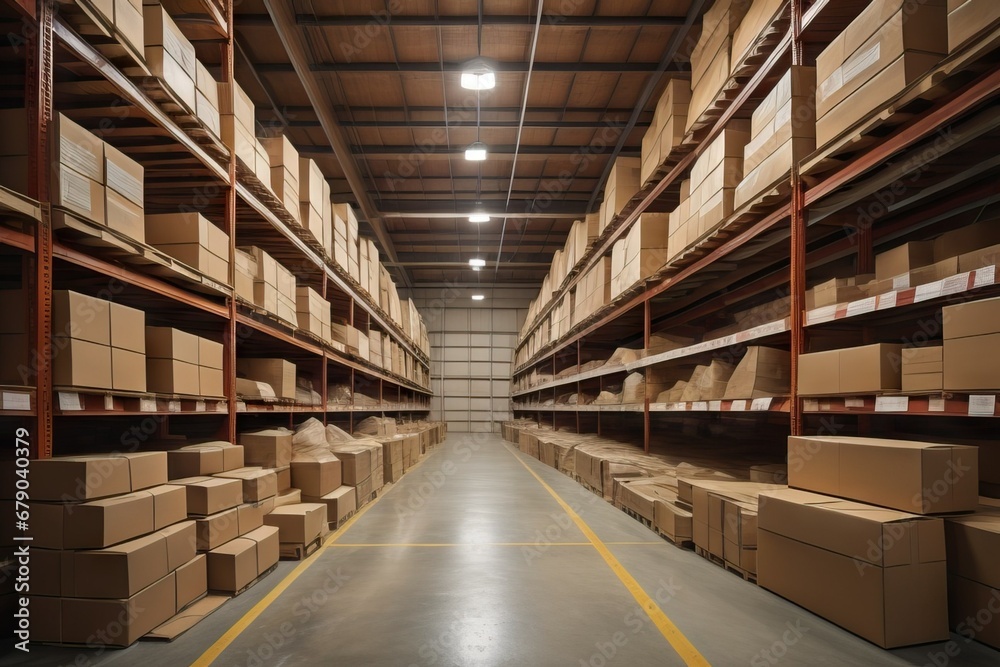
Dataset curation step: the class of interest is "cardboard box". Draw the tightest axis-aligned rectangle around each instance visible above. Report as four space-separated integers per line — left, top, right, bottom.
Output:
167 442 245 478
942 296 1000 390
947 574 1000 650
52 113 103 181
31 454 131 501
104 145 144 241
214 467 278 502
148 483 188 529
207 537 257 593
110 301 145 354
53 290 111 345
944 507 1000 590
146 326 199 364
758 488 948 648
171 476 243 515
274 465 291 491
236 358 296 400
948 0 1000 52
58 571 177 647
62 491 154 549
239 429 293 468
175 554 207 611
787 435 979 514
73 531 170 598
110 346 145 392
236 500 268 535
290 454 342 498
723 346 790 399
264 503 327 545
195 507 239 551
146 358 198 395
304 485 357 526
245 525 280 574
199 366 224 398
52 337 112 389
797 343 902 395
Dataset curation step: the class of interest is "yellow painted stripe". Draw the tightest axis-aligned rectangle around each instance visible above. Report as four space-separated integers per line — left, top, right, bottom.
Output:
327 541 659 547
190 492 379 666
508 446 711 667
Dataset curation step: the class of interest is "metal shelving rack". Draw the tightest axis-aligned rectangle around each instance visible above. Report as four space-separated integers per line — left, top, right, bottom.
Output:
0 0 432 458
510 0 1000 450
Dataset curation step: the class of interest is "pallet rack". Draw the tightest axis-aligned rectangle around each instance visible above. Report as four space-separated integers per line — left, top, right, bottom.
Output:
511 0 1000 451
0 0 432 458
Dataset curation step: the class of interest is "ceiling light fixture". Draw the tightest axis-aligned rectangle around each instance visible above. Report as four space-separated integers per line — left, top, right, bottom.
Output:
469 258 486 267
464 141 488 161
460 59 496 90
471 294 486 301
469 213 490 223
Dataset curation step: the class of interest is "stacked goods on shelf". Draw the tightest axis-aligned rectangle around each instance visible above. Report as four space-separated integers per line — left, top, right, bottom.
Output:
104 144 145 242
194 61 221 139
296 285 332 342
330 440 385 508
680 360 735 401
571 257 612 326
599 157 641 233
797 343 903 395
731 0 784 68
944 502 1000 650
611 212 671 299
233 248 257 303
24 452 218 647
687 0 751 130
669 120 751 262
369 330 383 367
734 66 816 207
236 358 296 400
144 3 196 111
722 346 790 399
360 239 380 298
299 157 331 247
263 135 300 224
241 246 297 326
948 0 1000 52
943 296 1000 391
49 291 115 390
75 0 143 55
902 346 943 392
110 301 146 392
332 203 361 282
145 212 231 285
146 326 214 396
562 214 600 274
550 295 571 341
804 275 874 310
640 79 691 184
219 78 256 169
814 0 947 146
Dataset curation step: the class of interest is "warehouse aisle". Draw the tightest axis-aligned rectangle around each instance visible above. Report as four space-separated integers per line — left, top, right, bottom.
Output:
11 434 1000 667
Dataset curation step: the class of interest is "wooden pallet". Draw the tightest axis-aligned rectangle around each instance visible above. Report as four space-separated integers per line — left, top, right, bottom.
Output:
726 562 758 584
621 505 653 529
328 510 356 531
279 536 323 561
209 563 279 597
653 528 694 550
695 546 726 568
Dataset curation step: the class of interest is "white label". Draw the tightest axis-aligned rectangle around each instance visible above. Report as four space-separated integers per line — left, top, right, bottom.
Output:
892 274 911 290
877 291 897 310
104 395 114 411
875 396 909 412
928 397 945 412
140 398 157 412
969 395 996 416
817 67 843 103
61 169 92 213
168 400 181 413
974 265 996 288
803 399 820 412
692 401 709 411
1 392 31 411
846 297 877 318
914 281 944 302
730 399 747 412
60 136 100 178
708 400 722 411
805 305 838 326
844 398 865 408
843 42 880 87
105 159 143 205
58 392 82 411
942 272 971 296
751 397 773 411
195 401 206 412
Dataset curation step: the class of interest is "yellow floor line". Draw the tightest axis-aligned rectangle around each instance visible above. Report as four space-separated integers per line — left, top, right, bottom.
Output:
327 541 660 547
507 446 712 667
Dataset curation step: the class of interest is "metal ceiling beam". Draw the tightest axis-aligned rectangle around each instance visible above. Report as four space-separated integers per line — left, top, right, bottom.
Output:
377 201 588 216
254 61 691 74
301 145 641 158
239 14 686 27
262 0 412 288
294 119 651 129
275 104 657 115
386 260 554 267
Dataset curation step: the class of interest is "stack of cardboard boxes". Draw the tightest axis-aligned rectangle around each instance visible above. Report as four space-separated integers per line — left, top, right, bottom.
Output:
241 246 297 326
146 326 220 397
562 214 600 271
330 441 384 509
687 0 750 130
759 435 979 648
104 144 145 242
146 212 231 285
144 4 197 112
28 451 206 647
943 296 1000 391
730 0 784 69
734 66 816 208
798 343 902 396
902 346 943 392
611 212 671 299
640 79 691 184
296 285 332 342
263 136 300 224
814 0 947 146
948 0 1000 52
944 502 1000 651
299 158 330 248
194 61 221 139
236 358 297 400
599 157 641 233
722 346 790 399
219 79 256 169
233 248 257 303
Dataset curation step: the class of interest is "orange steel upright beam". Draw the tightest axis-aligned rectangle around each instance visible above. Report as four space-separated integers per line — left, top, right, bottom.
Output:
789 0 806 436
27 0 54 458
221 2 238 442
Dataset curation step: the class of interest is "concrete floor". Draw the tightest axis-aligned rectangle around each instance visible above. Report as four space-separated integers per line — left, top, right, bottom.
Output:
5 433 1000 666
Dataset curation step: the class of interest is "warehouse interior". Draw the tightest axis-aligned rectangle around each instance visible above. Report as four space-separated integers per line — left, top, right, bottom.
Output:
2 0 1000 664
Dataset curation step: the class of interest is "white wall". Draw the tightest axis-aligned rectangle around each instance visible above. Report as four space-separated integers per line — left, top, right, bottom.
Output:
408 286 534 433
